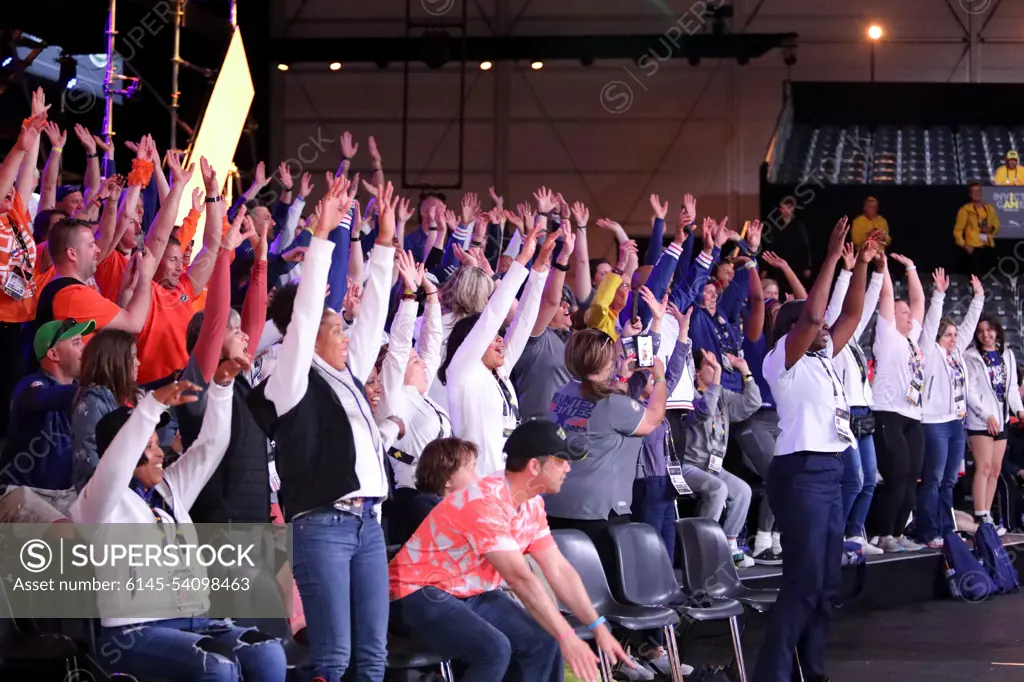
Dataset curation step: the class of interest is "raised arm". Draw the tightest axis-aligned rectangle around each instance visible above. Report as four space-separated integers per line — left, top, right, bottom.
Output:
93 179 124 262
919 268 949 357
761 250 808 300
829 238 879 356
569 202 591 300
532 224 574 336
878 255 895 322
891 253 924 326
505 237 553 368
144 152 192 264
784 217 849 369
853 259 885 340
957 275 985 354
72 124 101 199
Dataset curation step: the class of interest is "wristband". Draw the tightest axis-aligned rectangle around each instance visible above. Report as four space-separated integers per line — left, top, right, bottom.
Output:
471 240 483 247
653 376 666 384
539 210 553 217
53 147 64 153
742 374 754 382
611 267 624 276
553 262 569 272
744 259 757 270
341 157 352 162
906 265 917 272
401 289 417 301
587 616 607 631
427 226 438 232
86 152 98 159
351 235 362 242
205 195 223 203
577 223 587 229
556 629 575 643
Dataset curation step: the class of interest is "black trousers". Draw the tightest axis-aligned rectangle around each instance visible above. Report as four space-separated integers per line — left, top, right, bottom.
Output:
0 321 26 438
871 410 925 538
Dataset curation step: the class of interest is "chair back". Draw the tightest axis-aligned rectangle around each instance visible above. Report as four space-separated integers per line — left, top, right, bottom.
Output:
551 529 614 612
608 523 684 606
676 518 744 599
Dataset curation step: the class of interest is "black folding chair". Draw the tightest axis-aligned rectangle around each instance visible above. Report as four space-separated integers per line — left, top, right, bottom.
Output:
553 529 680 682
609 522 750 682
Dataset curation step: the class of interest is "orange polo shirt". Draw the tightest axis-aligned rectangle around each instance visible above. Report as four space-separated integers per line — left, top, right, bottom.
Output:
135 274 196 384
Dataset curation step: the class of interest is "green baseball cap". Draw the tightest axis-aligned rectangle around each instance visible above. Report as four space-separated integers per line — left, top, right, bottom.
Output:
34 319 96 361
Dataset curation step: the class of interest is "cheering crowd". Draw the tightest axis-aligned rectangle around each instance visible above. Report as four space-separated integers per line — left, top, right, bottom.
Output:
0 89 1021 682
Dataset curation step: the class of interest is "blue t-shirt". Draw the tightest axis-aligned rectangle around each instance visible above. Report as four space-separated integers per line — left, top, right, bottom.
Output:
985 350 1006 400
742 334 775 409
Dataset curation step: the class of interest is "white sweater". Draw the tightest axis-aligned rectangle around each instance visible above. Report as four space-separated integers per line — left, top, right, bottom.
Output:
69 383 233 627
964 346 1024 432
921 292 983 424
824 269 884 409
447 262 548 475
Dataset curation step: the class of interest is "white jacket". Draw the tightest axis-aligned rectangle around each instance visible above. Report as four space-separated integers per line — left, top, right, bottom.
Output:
446 262 548 475
69 382 233 627
824 269 884 408
921 292 983 424
964 345 1024 431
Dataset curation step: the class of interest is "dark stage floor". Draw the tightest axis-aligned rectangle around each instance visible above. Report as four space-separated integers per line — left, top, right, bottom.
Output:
686 587 1024 682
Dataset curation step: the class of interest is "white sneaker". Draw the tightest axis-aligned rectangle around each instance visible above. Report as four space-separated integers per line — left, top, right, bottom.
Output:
878 536 904 553
733 551 755 568
926 537 944 549
847 536 883 556
898 536 924 551
771 531 783 556
995 524 1008 536
617 655 655 681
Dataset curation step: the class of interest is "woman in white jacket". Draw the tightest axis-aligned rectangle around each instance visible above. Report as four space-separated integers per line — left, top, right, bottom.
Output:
870 254 942 553
964 314 1024 531
916 271 984 547
439 224 550 475
823 246 885 555
71 362 286 682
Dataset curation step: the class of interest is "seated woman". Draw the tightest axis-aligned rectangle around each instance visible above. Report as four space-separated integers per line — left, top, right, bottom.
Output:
71 360 287 682
681 349 761 568
399 437 479 541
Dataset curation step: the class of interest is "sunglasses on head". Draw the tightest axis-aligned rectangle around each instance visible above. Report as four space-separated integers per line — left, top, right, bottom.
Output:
47 319 79 353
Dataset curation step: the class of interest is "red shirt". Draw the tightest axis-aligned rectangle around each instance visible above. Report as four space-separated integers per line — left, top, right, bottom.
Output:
388 472 554 600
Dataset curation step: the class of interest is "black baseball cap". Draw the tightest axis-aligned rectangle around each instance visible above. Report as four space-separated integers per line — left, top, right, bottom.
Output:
504 418 587 468
95 407 171 459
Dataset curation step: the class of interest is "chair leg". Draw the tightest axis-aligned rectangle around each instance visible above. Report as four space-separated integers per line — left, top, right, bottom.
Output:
439 659 454 681
598 648 614 682
662 624 684 682
728 615 749 682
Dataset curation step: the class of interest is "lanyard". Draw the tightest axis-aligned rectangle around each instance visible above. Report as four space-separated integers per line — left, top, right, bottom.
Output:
944 350 965 393
663 419 677 462
493 370 521 426
423 395 451 440
906 337 924 383
810 351 846 408
848 339 869 384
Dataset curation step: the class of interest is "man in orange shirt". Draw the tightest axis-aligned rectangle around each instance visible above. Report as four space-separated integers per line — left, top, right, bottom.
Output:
0 111 48 436
132 155 225 384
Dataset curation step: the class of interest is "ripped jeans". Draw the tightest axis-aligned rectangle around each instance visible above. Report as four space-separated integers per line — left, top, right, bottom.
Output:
96 617 287 682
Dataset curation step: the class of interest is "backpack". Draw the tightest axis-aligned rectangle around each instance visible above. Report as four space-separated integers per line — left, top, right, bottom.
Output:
941 531 994 601
973 522 1020 593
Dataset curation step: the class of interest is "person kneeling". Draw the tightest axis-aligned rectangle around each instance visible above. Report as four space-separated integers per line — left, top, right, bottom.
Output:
681 350 761 568
388 419 633 682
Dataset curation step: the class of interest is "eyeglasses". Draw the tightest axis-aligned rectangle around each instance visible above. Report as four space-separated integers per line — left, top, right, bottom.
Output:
47 318 78 353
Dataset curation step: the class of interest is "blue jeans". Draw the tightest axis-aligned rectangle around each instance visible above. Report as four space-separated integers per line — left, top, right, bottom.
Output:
390 587 562 682
840 407 878 537
292 506 388 682
917 420 966 541
632 475 678 561
96 617 286 682
753 452 844 682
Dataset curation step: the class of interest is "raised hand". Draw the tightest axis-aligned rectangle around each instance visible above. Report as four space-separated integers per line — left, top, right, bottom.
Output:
649 193 668 220
826 216 850 259
314 175 356 239
595 218 623 234
93 134 114 155
746 219 763 252
621 316 643 338
452 243 480 269
200 156 219 195
674 209 690 245
30 87 46 116
557 224 577 263
840 242 855 271
470 246 494 277
761 251 790 271
72 123 97 154
376 181 401 245
971 274 984 298
700 216 715 249
153 380 202 407
278 161 293 190
253 161 270 190
534 186 557 214
639 286 666 320
932 267 950 293
725 352 749 375
343 279 363 321
191 187 205 214
213 356 252 386
889 253 915 270
504 208 524 231
859 233 883 264
713 217 738 247
223 207 252 251
460 191 480 224
395 249 422 291
249 215 268 258
340 131 359 159
488 186 504 212
571 201 590 226
368 135 382 165
298 172 314 200
667 302 693 339
682 193 697 225
44 121 66 149
534 229 560 271
422 266 437 296
397 196 413 224
516 223 543 267
166 151 195 186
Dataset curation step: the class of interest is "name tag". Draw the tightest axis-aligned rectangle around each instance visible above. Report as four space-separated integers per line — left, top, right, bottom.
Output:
979 233 989 244
708 455 723 474
835 408 855 444
667 463 692 495
954 393 967 420
907 383 922 407
2 271 27 300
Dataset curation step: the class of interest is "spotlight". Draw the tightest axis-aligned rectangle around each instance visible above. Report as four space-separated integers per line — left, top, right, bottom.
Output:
66 77 78 90
479 61 493 71
531 61 543 70
1 57 11 68
867 25 883 41
329 62 342 71
277 63 289 71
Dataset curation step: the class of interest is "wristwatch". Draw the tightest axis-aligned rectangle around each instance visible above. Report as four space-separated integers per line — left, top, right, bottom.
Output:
205 195 223 204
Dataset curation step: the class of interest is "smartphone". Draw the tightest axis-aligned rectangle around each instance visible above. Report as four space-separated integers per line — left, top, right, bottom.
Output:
637 335 654 368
